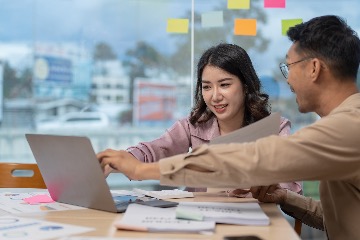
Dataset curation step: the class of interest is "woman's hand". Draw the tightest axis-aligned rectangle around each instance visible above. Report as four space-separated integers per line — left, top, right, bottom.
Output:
97 149 141 180
226 188 251 197
250 184 287 205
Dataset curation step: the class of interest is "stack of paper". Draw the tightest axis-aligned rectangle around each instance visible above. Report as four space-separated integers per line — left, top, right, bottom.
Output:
114 204 215 233
175 202 270 226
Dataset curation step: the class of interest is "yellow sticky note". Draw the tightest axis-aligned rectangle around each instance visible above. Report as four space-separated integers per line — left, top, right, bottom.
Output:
281 19 303 36
234 19 257 36
228 0 250 9
166 18 189 34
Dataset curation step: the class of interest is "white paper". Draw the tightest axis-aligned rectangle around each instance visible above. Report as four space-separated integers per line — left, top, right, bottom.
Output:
114 204 215 233
210 112 280 144
0 216 93 240
176 202 270 226
111 190 143 197
0 191 84 214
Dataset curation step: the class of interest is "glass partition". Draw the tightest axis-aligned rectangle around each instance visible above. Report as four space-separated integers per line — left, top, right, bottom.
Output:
0 1 359 191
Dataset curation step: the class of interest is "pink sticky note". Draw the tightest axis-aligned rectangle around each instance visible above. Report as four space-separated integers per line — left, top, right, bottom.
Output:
23 194 54 205
264 0 285 8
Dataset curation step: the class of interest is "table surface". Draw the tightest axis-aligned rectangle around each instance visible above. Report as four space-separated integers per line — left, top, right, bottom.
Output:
0 190 301 240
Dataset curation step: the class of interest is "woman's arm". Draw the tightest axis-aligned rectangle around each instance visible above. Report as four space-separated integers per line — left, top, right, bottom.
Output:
126 118 192 163
250 185 324 230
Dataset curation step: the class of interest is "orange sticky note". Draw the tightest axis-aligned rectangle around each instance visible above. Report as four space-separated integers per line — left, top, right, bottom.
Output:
264 0 286 8
234 19 257 36
166 18 189 34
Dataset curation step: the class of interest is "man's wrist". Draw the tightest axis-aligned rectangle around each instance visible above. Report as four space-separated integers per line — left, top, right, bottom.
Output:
135 162 161 180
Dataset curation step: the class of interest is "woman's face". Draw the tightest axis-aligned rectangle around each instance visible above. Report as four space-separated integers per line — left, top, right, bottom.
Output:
201 65 245 127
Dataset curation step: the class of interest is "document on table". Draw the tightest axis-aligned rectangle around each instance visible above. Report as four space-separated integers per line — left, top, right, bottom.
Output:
114 204 215 233
0 216 93 240
0 191 84 214
210 112 280 144
175 202 270 226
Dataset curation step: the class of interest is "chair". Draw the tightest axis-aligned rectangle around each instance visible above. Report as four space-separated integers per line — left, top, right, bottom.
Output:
294 219 302 236
0 163 46 188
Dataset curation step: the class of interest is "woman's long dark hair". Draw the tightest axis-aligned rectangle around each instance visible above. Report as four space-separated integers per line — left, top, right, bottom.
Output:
189 43 271 126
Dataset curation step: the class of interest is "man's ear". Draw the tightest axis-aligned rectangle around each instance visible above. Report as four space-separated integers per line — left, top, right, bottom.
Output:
310 58 323 81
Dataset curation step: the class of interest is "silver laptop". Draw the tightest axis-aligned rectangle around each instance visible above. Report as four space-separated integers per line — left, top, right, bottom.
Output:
25 134 177 213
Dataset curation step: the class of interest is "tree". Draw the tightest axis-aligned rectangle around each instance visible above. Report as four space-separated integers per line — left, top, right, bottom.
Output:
2 62 32 98
123 41 166 104
93 42 117 61
2 62 17 98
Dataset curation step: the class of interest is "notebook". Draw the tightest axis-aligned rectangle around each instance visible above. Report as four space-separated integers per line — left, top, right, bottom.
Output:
25 134 178 213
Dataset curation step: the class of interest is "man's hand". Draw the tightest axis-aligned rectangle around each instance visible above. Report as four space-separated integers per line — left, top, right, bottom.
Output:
250 184 287 205
96 149 141 180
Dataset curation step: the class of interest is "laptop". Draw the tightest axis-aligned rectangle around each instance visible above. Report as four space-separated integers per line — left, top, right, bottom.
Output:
25 134 177 213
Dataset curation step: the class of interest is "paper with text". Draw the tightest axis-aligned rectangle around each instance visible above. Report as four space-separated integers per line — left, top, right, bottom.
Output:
0 191 84 214
114 204 215 233
0 215 92 240
176 202 270 226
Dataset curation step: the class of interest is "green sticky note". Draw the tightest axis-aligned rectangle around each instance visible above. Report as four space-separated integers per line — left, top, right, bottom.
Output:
176 208 203 221
202 11 224 28
282 19 303 36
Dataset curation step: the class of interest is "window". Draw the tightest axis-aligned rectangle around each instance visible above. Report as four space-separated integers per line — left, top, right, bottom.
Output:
0 1 359 192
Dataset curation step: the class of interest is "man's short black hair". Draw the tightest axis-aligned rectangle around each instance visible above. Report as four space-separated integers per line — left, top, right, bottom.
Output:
287 15 360 80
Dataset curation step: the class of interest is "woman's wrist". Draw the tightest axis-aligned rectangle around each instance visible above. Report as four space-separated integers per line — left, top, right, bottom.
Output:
279 188 287 206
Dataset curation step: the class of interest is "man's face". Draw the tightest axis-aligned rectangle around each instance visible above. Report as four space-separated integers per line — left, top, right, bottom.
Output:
286 43 314 113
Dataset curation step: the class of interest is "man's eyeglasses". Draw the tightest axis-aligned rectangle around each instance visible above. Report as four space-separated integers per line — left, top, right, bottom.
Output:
279 57 313 79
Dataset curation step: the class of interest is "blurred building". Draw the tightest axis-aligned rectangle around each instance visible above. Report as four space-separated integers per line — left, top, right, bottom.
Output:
91 60 130 104
33 43 92 102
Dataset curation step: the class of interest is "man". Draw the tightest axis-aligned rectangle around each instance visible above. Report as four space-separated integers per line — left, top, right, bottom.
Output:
98 15 360 239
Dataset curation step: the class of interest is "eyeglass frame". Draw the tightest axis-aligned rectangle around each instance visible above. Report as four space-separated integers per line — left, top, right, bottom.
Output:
279 57 314 79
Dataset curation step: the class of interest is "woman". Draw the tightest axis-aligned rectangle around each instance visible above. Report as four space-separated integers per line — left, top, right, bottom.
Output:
99 43 302 196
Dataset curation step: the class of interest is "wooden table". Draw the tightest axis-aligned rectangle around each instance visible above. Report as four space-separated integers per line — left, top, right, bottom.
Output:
0 191 300 240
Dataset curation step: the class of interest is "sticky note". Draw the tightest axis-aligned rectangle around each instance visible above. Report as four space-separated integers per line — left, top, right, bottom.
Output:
176 208 204 221
282 19 303 36
264 0 286 8
166 18 189 34
23 194 54 205
228 0 250 9
234 19 257 36
201 11 224 28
